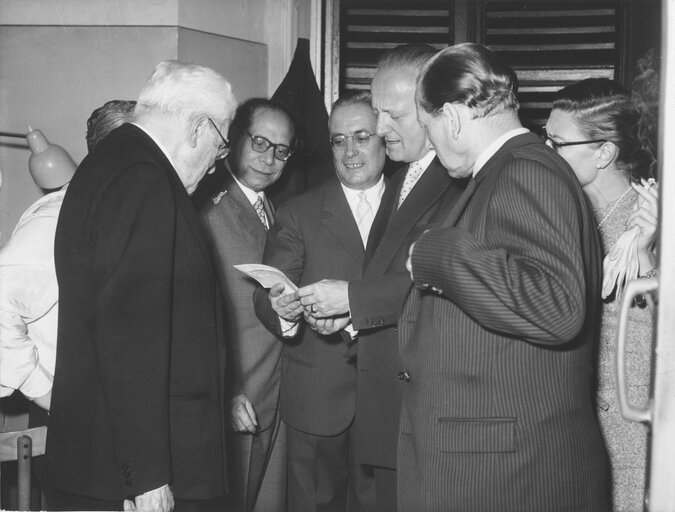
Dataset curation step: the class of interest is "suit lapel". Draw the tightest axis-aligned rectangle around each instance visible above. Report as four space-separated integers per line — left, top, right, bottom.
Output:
321 179 365 266
366 159 450 274
217 172 268 242
364 176 396 266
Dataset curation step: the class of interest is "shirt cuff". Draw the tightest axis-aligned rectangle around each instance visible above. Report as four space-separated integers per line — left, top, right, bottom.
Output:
280 318 299 337
343 322 358 339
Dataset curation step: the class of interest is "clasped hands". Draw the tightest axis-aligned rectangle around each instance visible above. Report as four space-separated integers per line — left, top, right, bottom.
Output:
269 280 350 335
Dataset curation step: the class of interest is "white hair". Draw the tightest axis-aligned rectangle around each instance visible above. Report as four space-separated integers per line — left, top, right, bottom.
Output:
134 60 237 124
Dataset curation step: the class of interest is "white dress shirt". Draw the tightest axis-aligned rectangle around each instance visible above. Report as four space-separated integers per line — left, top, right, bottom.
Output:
0 188 66 399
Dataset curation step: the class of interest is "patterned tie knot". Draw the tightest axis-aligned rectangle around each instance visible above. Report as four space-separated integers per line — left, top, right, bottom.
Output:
254 195 267 228
398 160 425 208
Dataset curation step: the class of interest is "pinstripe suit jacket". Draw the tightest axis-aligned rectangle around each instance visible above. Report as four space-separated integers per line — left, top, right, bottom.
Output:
397 133 610 512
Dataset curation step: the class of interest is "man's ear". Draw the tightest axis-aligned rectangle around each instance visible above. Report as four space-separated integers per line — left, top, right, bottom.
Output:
441 103 461 140
188 115 209 149
597 141 618 169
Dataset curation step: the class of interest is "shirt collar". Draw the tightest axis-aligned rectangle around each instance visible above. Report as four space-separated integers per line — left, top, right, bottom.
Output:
472 127 529 177
340 174 386 204
131 123 178 171
228 166 264 206
413 149 436 171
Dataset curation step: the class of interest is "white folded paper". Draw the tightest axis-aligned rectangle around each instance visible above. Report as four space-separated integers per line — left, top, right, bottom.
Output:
234 263 298 292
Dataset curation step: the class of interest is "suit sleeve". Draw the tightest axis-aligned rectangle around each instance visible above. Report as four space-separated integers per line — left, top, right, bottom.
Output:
348 272 412 330
411 159 586 345
92 164 175 494
253 202 306 337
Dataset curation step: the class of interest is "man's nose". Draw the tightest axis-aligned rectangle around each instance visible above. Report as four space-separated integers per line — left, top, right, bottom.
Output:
376 113 390 137
260 147 275 165
345 139 359 158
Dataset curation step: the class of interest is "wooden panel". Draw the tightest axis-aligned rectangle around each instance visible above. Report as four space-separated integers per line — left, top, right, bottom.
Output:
341 0 453 92
484 0 620 131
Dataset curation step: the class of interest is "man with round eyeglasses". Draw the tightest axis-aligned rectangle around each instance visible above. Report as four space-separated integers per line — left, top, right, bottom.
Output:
253 90 385 511
200 97 296 512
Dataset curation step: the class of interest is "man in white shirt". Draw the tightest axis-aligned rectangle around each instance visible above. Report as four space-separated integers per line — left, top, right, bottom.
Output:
0 100 135 411
253 91 385 512
293 44 466 511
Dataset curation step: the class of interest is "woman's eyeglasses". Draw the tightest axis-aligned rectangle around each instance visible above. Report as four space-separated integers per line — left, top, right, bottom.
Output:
542 128 606 151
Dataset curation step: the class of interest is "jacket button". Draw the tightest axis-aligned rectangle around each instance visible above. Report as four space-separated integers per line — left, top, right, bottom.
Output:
124 480 133 487
398 370 411 383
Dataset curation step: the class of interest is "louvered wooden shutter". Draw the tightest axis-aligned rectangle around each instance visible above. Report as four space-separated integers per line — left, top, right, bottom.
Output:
340 1 453 92
334 0 621 132
483 0 620 131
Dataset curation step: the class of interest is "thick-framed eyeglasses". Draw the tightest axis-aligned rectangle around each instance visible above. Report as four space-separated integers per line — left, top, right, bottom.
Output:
542 128 606 151
243 130 294 161
329 130 376 150
208 117 231 159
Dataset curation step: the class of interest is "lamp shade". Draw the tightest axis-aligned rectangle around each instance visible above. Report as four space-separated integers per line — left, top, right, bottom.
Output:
26 128 77 189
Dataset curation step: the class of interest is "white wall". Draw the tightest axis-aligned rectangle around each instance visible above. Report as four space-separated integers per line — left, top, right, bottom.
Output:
0 0 314 244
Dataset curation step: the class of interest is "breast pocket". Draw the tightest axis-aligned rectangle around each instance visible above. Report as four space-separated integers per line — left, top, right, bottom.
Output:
438 417 516 453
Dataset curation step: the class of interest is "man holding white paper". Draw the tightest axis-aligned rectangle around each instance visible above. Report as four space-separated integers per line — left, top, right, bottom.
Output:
253 91 385 511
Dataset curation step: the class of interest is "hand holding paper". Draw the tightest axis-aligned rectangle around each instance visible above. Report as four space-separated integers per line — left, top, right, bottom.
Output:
235 264 303 322
234 263 298 292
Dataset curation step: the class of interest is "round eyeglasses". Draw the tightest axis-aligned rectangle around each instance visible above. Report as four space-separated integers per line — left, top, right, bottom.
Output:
208 117 231 159
243 130 294 161
542 128 606 152
329 130 376 149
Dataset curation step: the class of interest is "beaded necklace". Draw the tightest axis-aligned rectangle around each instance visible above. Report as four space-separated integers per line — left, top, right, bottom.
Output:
596 187 632 229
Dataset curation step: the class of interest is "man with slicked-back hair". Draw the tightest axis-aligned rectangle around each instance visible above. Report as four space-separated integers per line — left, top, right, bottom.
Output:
398 43 610 511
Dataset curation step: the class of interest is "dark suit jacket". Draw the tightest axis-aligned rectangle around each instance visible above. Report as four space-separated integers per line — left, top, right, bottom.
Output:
46 124 227 501
397 133 610 511
254 177 375 436
348 158 465 468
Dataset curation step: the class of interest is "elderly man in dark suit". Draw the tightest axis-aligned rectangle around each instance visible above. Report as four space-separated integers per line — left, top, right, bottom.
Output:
44 60 236 512
200 98 296 512
254 91 385 511
398 43 610 512
294 43 466 512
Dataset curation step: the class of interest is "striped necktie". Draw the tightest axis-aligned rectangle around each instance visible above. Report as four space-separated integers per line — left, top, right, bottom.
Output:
253 195 268 229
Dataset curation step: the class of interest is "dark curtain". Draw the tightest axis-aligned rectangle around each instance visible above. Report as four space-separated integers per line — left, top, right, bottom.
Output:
267 38 334 207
